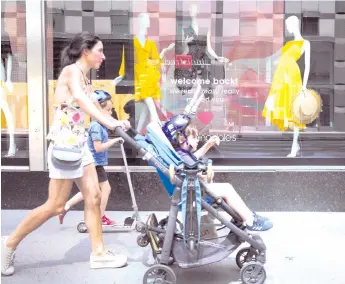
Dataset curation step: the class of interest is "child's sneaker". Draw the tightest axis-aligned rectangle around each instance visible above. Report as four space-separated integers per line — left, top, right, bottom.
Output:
1 237 15 276
102 215 116 226
90 249 127 269
252 212 270 221
246 214 273 232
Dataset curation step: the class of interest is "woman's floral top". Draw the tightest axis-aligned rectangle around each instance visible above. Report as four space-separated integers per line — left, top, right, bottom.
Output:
47 77 94 148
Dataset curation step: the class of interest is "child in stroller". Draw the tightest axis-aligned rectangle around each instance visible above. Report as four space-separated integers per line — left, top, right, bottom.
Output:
130 114 271 284
166 115 273 232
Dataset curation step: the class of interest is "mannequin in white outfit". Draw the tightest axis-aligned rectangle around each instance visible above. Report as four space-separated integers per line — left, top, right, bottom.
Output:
1 44 16 157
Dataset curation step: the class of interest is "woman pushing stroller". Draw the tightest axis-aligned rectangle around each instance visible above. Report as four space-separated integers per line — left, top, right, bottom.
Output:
58 90 123 226
1 32 130 276
162 114 273 232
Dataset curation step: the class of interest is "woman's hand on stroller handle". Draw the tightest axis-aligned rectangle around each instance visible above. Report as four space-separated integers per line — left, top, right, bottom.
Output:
114 126 142 151
110 119 130 131
121 120 131 130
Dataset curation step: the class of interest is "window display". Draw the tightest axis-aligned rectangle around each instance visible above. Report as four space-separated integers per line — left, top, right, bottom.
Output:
1 0 29 166
262 16 322 157
113 12 175 134
174 4 228 115
42 0 345 169
1 22 15 157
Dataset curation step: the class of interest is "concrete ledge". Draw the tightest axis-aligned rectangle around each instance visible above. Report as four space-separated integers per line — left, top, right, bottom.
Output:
2 171 345 212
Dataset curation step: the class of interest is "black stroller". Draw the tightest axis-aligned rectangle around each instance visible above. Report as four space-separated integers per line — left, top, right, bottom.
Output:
116 122 267 284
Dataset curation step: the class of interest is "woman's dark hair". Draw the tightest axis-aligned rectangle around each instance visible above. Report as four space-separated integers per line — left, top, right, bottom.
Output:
60 32 100 70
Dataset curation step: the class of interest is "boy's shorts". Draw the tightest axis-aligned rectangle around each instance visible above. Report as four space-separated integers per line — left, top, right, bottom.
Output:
96 165 108 183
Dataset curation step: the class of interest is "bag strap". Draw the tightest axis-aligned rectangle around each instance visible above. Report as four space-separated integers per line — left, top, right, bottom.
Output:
52 145 82 153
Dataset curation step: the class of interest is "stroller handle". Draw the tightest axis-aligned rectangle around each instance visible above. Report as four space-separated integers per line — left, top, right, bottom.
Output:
114 126 142 151
128 127 139 136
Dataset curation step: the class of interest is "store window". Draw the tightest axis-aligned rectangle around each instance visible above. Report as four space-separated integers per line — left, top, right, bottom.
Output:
308 41 334 85
302 16 319 36
44 0 345 168
1 0 29 166
45 0 135 166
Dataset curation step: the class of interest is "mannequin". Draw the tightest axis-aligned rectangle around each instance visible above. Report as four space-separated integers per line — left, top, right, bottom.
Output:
179 4 228 115
1 25 16 157
262 16 310 157
113 12 175 134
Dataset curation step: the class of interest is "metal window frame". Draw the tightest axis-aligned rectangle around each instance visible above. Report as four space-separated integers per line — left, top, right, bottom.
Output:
103 165 345 173
26 0 47 171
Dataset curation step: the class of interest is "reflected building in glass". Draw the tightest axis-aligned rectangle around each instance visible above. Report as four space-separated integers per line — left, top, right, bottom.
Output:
1 0 345 168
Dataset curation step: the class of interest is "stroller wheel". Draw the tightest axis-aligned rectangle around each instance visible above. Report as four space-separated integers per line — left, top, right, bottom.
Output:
240 261 266 284
77 222 87 233
137 234 149 247
236 247 258 269
143 264 176 284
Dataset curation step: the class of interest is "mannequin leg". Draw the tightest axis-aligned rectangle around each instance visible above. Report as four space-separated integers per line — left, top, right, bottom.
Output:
154 100 170 121
265 115 271 126
154 100 165 117
144 97 160 124
1 61 5 82
0 88 16 157
190 90 206 114
265 110 271 126
287 126 300 157
184 83 202 115
136 102 149 134
136 98 162 133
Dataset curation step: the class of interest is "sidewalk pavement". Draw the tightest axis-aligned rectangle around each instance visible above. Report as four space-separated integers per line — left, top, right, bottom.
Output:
1 210 345 284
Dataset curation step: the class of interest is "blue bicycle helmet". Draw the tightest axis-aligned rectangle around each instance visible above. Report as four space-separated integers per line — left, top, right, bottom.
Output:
92 90 112 104
162 114 192 147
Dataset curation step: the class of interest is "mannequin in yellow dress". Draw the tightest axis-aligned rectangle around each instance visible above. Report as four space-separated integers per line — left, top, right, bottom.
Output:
113 13 174 133
263 16 311 157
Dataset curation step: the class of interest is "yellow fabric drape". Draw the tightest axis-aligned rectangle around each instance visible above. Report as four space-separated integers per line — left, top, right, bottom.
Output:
119 37 162 101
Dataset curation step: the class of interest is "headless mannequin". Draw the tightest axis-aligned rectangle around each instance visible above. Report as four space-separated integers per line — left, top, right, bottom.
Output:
286 16 310 157
265 16 310 157
183 4 228 115
113 13 175 133
1 52 16 157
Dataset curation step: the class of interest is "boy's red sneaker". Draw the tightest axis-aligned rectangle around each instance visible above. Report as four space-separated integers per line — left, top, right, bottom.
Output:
102 215 116 226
